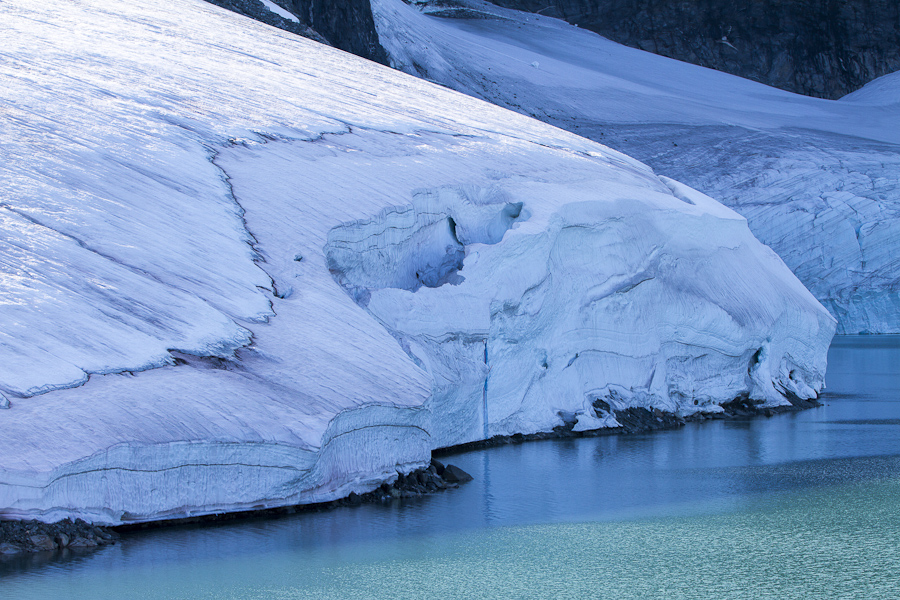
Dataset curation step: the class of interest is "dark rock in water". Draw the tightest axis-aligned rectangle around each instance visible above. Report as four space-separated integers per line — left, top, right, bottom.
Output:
316 460 471 509
440 389 822 455
0 518 119 556
68 536 98 548
782 390 822 411
28 534 57 552
601 405 686 434
430 458 446 476
442 464 474 483
719 392 821 419
487 0 900 99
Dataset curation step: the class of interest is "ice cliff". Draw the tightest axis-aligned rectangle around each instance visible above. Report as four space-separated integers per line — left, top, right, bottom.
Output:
0 0 833 524
371 0 900 334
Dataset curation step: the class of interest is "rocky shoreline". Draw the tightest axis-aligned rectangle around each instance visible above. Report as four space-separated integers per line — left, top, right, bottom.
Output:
0 459 471 556
437 392 822 454
1 396 817 556
329 459 473 508
0 518 120 556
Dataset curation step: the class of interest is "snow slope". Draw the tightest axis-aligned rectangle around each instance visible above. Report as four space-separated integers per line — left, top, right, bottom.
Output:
842 71 900 108
372 0 900 333
1 0 832 523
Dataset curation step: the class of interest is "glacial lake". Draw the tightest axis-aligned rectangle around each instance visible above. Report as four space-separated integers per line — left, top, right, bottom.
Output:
2 335 899 599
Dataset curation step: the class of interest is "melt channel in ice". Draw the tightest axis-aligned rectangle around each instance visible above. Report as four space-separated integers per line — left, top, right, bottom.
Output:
0 0 833 524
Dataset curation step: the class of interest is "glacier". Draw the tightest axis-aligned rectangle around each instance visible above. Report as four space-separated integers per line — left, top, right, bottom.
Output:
371 0 900 334
0 0 833 524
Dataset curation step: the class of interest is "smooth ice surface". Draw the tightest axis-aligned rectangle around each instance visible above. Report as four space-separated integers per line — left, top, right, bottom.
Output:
3 337 898 598
1 0 831 523
842 71 900 107
371 0 900 333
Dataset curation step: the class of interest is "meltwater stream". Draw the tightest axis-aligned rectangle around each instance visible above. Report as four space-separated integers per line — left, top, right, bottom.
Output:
2 336 899 598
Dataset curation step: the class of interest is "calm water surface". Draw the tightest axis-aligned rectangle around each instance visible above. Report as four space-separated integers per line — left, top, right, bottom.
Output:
2 335 899 598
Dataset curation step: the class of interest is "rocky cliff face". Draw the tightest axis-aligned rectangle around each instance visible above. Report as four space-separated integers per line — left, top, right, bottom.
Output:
205 0 389 64
486 0 900 98
204 0 328 43
281 0 389 63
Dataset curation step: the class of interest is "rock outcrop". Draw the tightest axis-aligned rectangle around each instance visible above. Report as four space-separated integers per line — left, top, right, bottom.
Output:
486 0 900 98
0 519 118 555
204 0 330 44
281 0 390 63
204 0 389 64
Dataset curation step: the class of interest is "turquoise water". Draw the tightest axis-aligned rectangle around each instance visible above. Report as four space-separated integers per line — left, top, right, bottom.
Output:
2 336 899 599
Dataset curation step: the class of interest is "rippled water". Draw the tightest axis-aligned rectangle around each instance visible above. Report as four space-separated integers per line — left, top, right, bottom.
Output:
2 336 899 599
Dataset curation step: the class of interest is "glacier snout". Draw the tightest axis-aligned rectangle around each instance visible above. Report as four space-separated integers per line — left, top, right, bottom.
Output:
315 146 836 449
0 0 836 525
